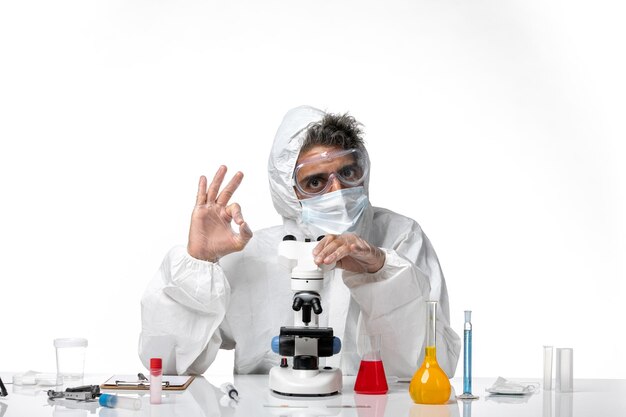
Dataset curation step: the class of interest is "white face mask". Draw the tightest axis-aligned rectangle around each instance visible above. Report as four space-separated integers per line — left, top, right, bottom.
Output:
300 186 369 236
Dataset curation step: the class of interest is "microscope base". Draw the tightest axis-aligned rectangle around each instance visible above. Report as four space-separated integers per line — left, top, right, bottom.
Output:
269 366 342 396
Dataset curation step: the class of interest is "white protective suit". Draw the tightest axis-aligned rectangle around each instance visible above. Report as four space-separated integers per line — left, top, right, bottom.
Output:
139 105 461 377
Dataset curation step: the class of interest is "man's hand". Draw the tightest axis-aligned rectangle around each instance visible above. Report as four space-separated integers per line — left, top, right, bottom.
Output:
187 166 253 262
312 233 385 273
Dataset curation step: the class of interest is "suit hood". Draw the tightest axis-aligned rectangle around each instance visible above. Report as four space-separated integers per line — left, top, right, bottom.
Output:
267 105 372 236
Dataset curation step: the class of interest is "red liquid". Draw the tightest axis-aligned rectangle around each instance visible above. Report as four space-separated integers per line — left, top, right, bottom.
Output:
354 360 388 394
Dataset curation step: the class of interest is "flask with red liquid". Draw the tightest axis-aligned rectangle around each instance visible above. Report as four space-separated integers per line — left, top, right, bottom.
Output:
354 334 388 395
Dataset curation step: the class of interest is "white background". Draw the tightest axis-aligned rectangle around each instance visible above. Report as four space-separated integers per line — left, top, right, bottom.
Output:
1 0 624 379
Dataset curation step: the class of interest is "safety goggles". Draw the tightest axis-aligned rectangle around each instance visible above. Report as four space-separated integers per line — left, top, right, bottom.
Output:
293 148 369 197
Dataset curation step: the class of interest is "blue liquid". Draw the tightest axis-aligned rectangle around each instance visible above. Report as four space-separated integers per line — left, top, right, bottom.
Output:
463 329 472 394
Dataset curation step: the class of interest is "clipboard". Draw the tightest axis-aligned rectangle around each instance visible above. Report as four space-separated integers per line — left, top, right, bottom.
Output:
101 374 195 391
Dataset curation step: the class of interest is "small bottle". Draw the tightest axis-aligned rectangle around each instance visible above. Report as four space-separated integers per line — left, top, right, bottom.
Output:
99 393 142 410
150 357 162 404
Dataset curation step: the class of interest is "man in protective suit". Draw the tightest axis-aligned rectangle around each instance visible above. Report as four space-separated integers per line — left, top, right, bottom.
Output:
139 105 460 377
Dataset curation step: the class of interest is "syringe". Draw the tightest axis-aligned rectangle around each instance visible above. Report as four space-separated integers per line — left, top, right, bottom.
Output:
220 382 240 402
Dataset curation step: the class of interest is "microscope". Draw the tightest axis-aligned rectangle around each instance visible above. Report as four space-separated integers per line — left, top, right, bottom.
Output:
269 235 343 396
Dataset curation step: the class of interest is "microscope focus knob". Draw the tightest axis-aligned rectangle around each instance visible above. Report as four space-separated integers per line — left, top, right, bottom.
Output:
271 336 280 354
333 336 342 355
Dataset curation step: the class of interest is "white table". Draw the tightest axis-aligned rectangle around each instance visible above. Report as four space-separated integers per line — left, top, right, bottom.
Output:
1 372 625 417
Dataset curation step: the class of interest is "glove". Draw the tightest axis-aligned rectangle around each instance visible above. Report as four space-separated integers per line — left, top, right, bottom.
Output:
187 166 253 262
313 233 385 273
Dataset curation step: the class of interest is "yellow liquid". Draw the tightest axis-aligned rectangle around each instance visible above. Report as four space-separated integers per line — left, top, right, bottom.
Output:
409 346 451 405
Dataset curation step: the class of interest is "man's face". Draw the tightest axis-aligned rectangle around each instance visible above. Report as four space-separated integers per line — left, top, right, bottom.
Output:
293 145 367 199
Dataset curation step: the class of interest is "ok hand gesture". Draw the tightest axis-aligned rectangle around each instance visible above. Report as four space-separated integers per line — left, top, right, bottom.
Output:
187 166 253 262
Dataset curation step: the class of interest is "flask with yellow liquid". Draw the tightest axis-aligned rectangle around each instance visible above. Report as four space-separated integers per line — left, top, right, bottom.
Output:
409 301 451 404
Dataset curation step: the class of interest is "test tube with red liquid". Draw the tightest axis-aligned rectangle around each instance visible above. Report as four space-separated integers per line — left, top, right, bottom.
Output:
354 334 388 394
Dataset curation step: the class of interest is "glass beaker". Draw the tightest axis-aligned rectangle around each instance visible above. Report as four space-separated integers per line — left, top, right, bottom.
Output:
53 338 87 380
354 334 388 394
409 301 451 404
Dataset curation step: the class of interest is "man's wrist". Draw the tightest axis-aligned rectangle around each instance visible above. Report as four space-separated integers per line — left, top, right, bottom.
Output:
187 246 218 263
366 250 386 273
